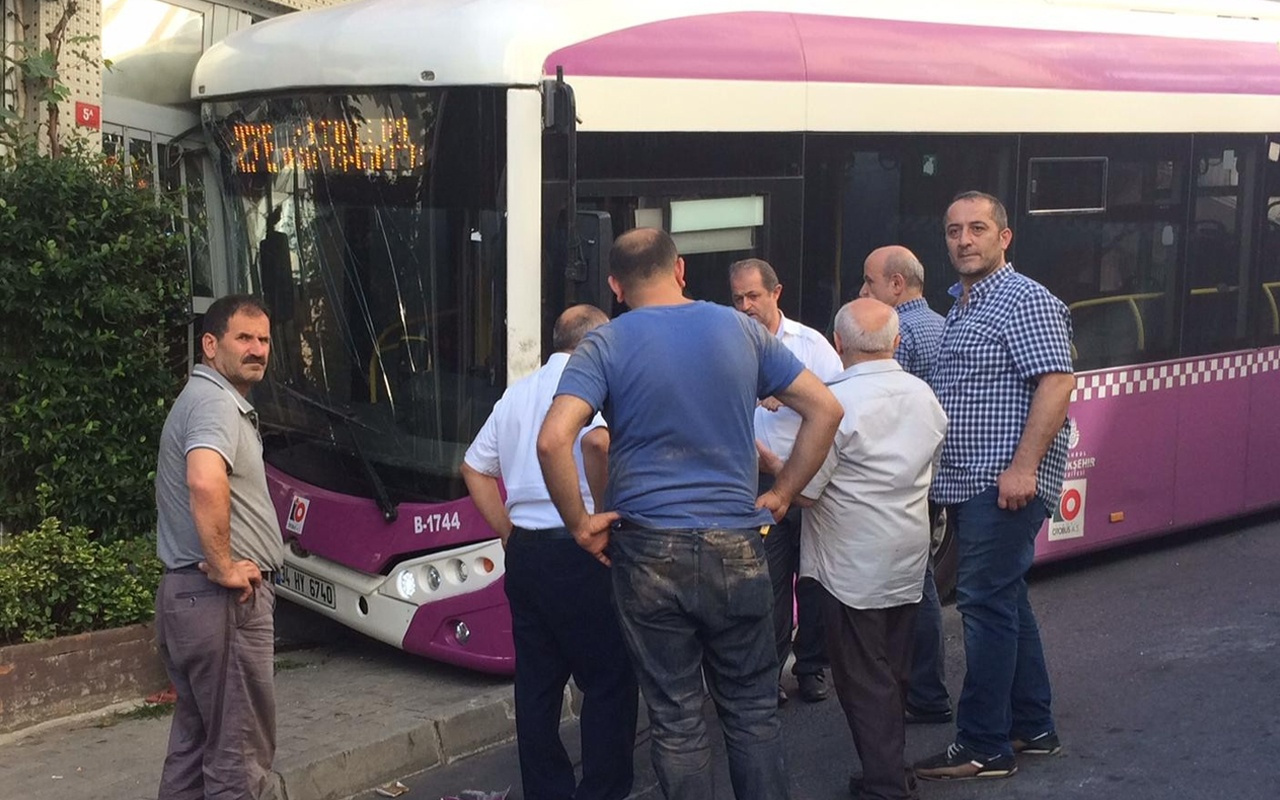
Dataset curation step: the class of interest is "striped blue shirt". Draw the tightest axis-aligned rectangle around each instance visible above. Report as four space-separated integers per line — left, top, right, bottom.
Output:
929 264 1074 509
894 297 945 384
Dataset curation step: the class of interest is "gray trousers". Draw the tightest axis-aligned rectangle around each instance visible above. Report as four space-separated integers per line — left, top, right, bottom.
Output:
156 571 276 800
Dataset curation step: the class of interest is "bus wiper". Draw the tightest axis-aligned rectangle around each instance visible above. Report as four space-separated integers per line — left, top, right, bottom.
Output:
271 380 399 523
275 381 377 431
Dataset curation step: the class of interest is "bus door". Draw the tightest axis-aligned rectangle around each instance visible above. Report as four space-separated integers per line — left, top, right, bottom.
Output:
801 135 1016 321
541 177 806 337
1172 136 1259 525
1246 135 1280 510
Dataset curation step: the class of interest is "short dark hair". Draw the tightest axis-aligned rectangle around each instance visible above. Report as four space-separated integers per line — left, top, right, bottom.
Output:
728 258 780 291
552 304 609 352
950 190 1009 231
202 294 270 339
609 228 678 288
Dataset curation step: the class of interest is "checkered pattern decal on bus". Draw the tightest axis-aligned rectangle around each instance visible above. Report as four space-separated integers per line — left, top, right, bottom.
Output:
1071 347 1280 403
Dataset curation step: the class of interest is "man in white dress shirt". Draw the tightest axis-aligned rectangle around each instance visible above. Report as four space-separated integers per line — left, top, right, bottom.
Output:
730 257 843 704
765 298 947 799
462 305 638 800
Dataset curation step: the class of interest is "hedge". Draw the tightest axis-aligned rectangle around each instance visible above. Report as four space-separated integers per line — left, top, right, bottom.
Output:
0 146 190 540
0 517 163 646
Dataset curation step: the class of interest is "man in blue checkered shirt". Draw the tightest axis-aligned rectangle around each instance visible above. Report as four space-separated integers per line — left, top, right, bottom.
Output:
914 191 1075 783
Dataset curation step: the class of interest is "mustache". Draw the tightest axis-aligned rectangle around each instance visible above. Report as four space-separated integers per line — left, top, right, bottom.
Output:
242 357 267 366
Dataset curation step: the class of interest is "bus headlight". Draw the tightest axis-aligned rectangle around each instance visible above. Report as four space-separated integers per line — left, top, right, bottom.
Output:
395 570 417 599
447 558 468 583
426 565 441 591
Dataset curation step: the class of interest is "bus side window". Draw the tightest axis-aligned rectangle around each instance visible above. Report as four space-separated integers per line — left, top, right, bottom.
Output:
1258 139 1280 345
1017 138 1186 371
1183 140 1253 356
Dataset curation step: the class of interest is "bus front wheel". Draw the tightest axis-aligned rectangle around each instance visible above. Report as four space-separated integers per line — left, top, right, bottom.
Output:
931 509 958 602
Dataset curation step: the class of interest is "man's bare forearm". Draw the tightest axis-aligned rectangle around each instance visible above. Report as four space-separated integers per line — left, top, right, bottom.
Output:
1010 372 1074 474
581 427 610 511
537 397 594 533
771 370 843 504
461 464 512 541
190 483 233 570
188 451 234 572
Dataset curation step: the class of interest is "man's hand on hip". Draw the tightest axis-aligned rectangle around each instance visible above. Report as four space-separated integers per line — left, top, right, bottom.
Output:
572 511 621 567
199 559 263 603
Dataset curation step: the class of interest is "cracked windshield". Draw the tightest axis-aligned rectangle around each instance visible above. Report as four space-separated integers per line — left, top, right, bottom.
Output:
204 89 507 504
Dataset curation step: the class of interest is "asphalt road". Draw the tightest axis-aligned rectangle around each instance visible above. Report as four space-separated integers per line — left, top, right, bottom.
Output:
360 511 1280 800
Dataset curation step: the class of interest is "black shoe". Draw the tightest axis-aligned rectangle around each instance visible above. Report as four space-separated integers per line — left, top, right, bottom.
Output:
1012 730 1062 755
797 672 829 702
777 684 789 705
914 743 1017 781
904 705 953 725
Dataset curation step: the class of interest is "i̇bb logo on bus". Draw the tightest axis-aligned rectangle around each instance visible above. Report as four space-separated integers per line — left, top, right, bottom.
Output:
285 495 310 534
1048 480 1086 541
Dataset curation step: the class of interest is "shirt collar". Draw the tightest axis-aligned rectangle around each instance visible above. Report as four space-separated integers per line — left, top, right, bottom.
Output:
546 351 572 368
775 310 802 340
947 262 1014 300
897 297 929 315
191 364 255 415
830 358 902 383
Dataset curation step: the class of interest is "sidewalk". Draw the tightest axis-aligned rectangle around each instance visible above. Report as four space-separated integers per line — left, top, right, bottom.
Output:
0 602 523 800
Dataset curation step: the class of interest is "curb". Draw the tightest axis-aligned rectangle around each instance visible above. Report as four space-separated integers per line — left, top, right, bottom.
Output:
264 686 565 800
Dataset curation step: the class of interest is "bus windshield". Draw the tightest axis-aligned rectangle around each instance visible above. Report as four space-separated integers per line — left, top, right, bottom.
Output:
204 89 507 504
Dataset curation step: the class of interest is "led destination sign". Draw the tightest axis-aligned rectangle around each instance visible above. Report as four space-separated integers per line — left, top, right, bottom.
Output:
229 117 425 175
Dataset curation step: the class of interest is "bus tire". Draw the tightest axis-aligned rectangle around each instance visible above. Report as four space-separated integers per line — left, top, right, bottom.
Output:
932 510 958 603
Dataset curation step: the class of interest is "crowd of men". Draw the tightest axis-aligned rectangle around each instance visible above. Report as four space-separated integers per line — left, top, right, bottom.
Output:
150 189 1074 800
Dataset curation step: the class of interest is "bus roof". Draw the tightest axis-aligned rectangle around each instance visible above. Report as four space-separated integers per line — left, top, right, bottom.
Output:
193 0 1280 133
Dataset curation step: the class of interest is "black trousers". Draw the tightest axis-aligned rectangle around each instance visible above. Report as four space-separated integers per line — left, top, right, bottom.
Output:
505 527 639 800
762 506 827 676
819 583 920 800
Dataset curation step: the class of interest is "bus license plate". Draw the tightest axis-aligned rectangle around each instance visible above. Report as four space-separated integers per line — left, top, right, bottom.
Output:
279 564 336 609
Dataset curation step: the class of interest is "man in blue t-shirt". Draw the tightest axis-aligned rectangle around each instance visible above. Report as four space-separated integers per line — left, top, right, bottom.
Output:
538 228 843 800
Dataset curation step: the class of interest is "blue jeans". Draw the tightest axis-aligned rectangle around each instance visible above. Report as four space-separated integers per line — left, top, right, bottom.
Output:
608 526 791 800
951 487 1054 757
907 557 951 714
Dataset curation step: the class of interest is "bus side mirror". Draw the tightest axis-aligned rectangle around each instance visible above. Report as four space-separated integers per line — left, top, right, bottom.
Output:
259 230 296 324
574 210 612 308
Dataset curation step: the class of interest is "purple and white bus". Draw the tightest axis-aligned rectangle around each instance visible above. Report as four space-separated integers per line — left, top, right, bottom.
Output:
192 0 1280 673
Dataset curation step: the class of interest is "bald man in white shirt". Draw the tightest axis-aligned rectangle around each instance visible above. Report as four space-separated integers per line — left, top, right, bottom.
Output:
761 298 947 799
462 305 638 800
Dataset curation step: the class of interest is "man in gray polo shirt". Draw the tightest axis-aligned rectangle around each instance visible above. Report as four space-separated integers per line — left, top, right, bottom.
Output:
154 294 283 800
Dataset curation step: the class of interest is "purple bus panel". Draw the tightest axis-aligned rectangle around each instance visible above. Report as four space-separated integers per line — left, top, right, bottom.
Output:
265 466 497 575
1173 354 1250 527
547 12 1280 95
1246 349 1280 511
1039 347 1280 562
265 466 516 673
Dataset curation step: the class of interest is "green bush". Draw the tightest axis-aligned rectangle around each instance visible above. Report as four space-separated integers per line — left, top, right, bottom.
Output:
0 517 162 645
0 145 190 540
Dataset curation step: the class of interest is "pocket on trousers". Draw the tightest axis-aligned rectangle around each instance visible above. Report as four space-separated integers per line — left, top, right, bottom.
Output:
232 586 270 629
615 551 678 618
173 588 221 600
721 556 772 621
